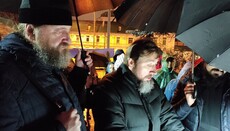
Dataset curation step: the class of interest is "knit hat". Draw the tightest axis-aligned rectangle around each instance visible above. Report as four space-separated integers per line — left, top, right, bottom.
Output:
19 0 72 25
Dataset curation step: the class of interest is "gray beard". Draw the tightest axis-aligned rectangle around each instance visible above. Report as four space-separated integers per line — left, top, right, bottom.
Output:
138 79 155 94
33 43 70 69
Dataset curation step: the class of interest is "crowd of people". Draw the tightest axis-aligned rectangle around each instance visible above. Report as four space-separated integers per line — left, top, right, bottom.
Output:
0 0 229 131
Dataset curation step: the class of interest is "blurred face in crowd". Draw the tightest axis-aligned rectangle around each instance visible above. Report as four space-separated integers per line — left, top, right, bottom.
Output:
106 63 115 73
167 61 173 69
167 59 176 71
32 25 72 68
129 53 158 94
206 64 225 78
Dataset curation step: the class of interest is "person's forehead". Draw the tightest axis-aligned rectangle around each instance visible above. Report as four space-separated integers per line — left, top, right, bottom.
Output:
206 64 216 70
41 25 71 30
206 64 225 72
137 54 158 63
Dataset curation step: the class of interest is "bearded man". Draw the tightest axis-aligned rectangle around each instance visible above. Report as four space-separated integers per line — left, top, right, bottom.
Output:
92 38 184 131
0 0 93 130
172 61 230 131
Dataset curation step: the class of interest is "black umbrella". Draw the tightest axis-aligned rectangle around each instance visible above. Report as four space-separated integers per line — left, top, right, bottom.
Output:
114 0 230 34
115 0 230 68
0 0 21 13
176 11 230 72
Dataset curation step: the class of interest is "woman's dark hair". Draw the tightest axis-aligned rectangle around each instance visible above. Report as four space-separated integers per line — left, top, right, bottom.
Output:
166 57 175 63
125 38 161 64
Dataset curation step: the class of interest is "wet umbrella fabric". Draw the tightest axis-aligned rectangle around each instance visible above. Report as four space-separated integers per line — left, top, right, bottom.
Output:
114 0 230 73
114 0 230 34
176 11 230 72
114 0 183 33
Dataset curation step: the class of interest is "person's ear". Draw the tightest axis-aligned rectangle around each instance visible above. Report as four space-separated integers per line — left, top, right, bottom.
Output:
128 58 135 70
25 24 35 41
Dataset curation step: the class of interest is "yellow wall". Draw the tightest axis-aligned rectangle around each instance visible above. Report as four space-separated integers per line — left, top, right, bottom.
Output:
69 31 138 53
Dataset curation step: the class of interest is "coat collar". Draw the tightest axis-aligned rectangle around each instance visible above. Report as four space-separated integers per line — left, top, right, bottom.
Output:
117 64 161 105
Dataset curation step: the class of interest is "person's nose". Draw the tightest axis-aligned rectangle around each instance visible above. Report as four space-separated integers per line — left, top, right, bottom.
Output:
168 62 172 68
150 66 157 76
62 33 71 44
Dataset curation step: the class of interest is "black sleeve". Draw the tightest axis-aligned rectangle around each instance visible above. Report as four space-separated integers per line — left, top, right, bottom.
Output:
67 66 89 108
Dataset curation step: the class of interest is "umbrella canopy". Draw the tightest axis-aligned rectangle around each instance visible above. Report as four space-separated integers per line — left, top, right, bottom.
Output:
114 0 230 34
69 0 123 16
115 0 230 73
0 0 124 15
0 0 21 13
176 11 230 72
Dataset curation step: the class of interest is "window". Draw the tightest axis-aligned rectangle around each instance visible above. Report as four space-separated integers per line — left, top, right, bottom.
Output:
128 38 133 44
70 34 79 42
96 36 100 42
86 36 90 42
163 37 166 45
76 35 79 42
87 25 91 31
116 37 120 44
70 34 76 42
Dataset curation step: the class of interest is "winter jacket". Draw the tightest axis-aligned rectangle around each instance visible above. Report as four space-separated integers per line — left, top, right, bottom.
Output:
66 65 89 109
0 33 87 131
92 64 184 131
172 72 230 131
